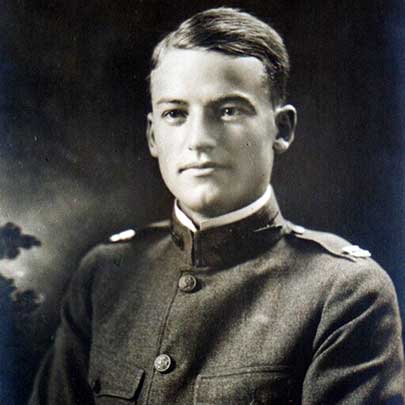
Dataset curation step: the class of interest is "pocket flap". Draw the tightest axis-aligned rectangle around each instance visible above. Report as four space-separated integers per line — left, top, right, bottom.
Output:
194 365 295 404
89 350 144 399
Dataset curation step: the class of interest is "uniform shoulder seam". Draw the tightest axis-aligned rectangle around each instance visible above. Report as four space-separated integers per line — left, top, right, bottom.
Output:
286 222 371 262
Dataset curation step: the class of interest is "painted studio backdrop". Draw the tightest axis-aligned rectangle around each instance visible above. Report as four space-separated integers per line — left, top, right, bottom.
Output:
0 0 404 403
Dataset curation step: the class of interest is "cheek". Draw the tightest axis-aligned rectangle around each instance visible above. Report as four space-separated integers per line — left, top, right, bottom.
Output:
157 151 176 175
239 136 274 176
157 158 178 192
155 142 180 182
153 131 174 159
234 129 272 160
154 124 184 154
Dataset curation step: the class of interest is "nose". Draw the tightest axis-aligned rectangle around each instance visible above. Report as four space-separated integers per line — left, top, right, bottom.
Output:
186 110 217 152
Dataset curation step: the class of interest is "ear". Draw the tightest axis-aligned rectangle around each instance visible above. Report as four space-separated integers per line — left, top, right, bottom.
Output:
273 104 297 154
146 112 158 158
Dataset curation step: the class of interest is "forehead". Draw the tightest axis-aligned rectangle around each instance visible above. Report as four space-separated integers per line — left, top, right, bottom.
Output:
150 48 270 104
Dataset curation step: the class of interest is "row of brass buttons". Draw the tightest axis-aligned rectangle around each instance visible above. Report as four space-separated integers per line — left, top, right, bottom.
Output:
153 274 198 374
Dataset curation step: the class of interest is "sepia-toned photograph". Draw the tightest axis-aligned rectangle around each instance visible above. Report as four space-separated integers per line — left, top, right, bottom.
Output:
0 0 404 403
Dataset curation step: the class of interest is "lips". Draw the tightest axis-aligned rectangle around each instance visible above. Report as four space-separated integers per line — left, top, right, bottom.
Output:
179 161 223 172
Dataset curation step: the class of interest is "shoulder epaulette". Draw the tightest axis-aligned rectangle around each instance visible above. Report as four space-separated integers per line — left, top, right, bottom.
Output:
109 229 136 243
108 220 170 243
286 222 371 262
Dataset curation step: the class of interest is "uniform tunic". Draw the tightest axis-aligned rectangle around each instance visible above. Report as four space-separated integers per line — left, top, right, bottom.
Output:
30 194 405 404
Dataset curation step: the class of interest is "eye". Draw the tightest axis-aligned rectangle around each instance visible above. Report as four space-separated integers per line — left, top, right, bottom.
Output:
219 106 245 121
162 109 187 125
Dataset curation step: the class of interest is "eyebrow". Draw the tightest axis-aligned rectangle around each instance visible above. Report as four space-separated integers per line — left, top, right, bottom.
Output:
210 94 256 110
156 93 256 109
156 98 188 106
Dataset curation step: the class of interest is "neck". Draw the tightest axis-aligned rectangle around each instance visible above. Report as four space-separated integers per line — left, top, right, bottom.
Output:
176 186 272 232
178 204 224 225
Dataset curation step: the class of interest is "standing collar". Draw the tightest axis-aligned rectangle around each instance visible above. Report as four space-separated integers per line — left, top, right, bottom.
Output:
170 187 287 268
174 185 272 232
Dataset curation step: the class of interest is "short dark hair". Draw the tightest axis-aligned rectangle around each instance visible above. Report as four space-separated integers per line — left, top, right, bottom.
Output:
150 7 290 106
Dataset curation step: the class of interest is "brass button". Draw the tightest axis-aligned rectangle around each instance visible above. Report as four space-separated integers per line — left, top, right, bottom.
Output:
178 273 198 292
154 354 172 373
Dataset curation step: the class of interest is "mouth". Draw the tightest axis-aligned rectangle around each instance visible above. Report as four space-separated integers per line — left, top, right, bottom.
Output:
179 161 225 175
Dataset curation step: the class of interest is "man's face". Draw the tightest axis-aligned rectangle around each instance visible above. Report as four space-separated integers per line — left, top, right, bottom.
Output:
148 48 290 220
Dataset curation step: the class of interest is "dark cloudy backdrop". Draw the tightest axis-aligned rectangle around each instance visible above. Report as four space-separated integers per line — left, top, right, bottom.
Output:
0 0 404 402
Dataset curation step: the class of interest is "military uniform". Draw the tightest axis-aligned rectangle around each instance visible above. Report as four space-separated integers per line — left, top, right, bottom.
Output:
30 192 404 404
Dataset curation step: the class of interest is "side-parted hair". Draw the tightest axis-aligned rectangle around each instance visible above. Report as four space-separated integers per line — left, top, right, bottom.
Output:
150 7 290 106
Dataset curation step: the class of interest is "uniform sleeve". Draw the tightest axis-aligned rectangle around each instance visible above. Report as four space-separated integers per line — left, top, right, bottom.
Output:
29 251 97 405
302 262 405 404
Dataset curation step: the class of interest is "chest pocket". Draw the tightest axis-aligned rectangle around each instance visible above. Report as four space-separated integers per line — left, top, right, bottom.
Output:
88 348 144 404
194 366 296 405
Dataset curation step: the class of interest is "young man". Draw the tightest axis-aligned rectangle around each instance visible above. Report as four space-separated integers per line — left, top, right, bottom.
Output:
30 8 404 404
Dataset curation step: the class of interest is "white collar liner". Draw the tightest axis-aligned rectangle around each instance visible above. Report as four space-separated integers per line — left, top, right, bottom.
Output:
174 185 272 232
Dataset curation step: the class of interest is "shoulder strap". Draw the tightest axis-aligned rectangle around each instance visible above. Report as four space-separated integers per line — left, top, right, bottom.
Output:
108 219 171 243
286 222 371 262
